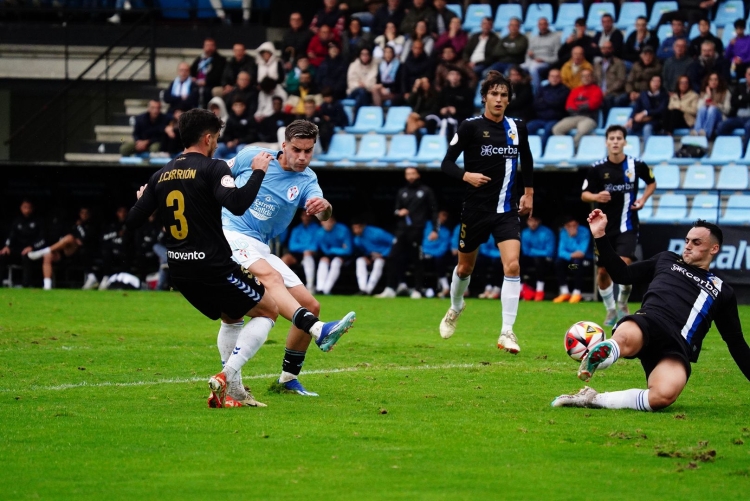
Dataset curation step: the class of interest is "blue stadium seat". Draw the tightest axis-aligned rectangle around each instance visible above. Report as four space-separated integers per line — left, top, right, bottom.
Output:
595 107 632 135
345 106 383 134
494 4 523 31
689 22 717 39
617 2 647 30
376 106 411 134
586 2 615 30
650 193 688 223
538 135 575 166
474 83 483 109
720 194 750 224
652 164 681 189
682 164 715 190
623 136 641 157
382 134 418 164
672 136 708 165
656 24 673 41
555 3 584 30
528 135 543 167
446 4 463 21
463 4 492 32
524 3 554 31
414 135 448 166
716 164 749 190
722 26 736 47
317 134 357 163
456 152 464 166
649 1 678 29
119 156 145 165
351 134 388 164
639 194 655 220
572 135 606 165
196 0 218 18
687 193 721 223
160 0 192 19
641 136 674 163
704 136 743 165
714 0 745 28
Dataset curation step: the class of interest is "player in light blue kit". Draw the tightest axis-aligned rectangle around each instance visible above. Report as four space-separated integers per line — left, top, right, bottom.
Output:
222 120 356 397
351 218 394 295
315 216 353 295
281 212 319 291
422 210 452 298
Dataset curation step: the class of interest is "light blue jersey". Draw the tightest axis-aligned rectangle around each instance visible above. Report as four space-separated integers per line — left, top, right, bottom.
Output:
422 221 451 258
222 146 324 245
557 226 592 261
521 225 556 258
317 223 353 257
288 221 320 253
479 236 501 258
354 225 394 257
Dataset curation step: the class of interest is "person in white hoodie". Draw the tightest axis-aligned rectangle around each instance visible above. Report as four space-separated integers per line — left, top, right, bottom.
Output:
256 41 285 87
207 96 228 138
346 47 379 110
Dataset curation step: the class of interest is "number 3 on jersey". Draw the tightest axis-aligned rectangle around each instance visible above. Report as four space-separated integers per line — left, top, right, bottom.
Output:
167 190 188 240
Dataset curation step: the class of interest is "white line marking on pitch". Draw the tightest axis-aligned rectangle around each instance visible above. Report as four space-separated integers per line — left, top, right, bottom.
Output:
2 363 489 393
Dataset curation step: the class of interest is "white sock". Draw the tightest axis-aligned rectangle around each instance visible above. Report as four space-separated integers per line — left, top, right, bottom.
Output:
37 247 51 257
302 254 316 289
439 277 450 291
618 284 632 304
536 281 544 292
559 284 570 295
309 321 324 340
605 338 621 363
323 257 342 294
217 320 244 366
43 278 52 290
366 258 385 294
572 289 582 296
223 317 274 380
450 266 470 311
592 389 653 411
599 283 616 311
501 276 521 332
279 371 297 383
316 260 329 292
356 257 369 291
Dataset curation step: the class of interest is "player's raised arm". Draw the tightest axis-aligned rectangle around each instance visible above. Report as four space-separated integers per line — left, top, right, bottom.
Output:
124 177 158 230
215 153 270 216
588 209 655 284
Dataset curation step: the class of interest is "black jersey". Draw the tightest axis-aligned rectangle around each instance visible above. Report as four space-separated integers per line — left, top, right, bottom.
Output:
442 115 534 214
4 215 45 252
596 235 750 380
125 152 265 280
583 156 655 236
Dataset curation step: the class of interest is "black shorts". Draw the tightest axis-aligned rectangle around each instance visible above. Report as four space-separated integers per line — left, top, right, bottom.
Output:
615 312 692 382
457 210 520 253
597 230 638 263
171 264 265 321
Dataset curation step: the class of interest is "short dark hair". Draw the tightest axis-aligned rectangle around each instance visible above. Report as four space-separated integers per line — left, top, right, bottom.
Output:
605 124 627 139
285 119 319 142
636 16 647 22
480 70 511 104
693 220 723 246
232 96 247 105
601 13 613 21
735 18 746 30
178 108 223 148
574 17 586 27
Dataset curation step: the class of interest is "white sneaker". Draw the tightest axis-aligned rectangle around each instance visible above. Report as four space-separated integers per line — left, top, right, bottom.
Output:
497 329 520 354
27 248 49 261
375 287 396 298
107 13 121 24
123 0 132 9
395 283 410 297
439 304 466 339
424 288 435 298
551 386 599 408
410 289 422 299
82 274 99 290
98 276 110 291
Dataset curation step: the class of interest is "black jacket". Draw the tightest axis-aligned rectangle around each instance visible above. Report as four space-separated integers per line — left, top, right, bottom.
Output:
221 56 258 87
281 28 314 63
316 55 349 98
623 30 660 63
4 215 45 252
437 84 475 123
133 112 170 143
189 52 227 90
394 181 439 232
531 83 570 121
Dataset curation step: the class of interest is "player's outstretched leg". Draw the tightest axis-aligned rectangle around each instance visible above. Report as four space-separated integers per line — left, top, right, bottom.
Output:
498 275 522 354
272 375 320 396
551 386 599 407
439 303 466 339
552 387 654 411
578 339 621 382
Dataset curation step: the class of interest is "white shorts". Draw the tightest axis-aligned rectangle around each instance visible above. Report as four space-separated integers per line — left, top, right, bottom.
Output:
223 229 303 288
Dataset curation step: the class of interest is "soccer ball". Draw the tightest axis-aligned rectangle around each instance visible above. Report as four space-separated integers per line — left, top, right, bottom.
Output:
565 321 606 361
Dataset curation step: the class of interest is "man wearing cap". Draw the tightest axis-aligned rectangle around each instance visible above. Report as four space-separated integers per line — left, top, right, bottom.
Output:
624 46 662 106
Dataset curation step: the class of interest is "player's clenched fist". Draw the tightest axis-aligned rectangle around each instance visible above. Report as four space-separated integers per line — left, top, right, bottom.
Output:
251 152 273 172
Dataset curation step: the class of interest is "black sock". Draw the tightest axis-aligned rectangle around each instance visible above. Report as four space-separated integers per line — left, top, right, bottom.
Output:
292 307 320 334
282 348 306 376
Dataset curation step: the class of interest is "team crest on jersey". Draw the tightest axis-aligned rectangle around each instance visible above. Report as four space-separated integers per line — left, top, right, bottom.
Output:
481 145 493 156
459 240 465 248
625 167 635 181
287 185 300 201
221 175 236 188
508 130 516 141
483 131 490 138
226 158 235 168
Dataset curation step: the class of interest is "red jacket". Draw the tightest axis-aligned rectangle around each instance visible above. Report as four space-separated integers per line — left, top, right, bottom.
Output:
565 83 603 118
307 33 341 67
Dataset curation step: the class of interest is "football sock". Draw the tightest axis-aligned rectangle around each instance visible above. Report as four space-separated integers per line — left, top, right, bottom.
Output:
536 281 545 292
599 283 616 311
439 277 450 291
323 257 342 294
355 257 369 291
302 254 316 290
450 266 470 311
501 276 521 332
559 285 570 295
223 317 274 380
316 260 329 292
572 289 582 296
43 278 52 290
217 320 244 366
366 258 385 294
618 284 632 304
279 348 306 383
592 389 653 411
603 339 621 364
292 307 323 340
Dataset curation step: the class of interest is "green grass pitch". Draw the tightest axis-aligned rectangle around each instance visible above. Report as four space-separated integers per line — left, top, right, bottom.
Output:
1 289 749 500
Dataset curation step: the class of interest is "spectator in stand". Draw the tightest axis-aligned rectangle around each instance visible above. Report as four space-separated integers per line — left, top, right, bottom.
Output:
664 75 699 134
430 0 457 38
687 40 726 92
0 199 44 288
287 71 321 117
189 38 226 108
256 96 294 144
320 87 350 145
98 206 132 291
308 25 340 68
301 98 334 151
559 17 597 64
315 216 353 295
120 99 170 157
341 17 374 62
351 218 393 295
207 96 228 134
316 41 348 99
434 68 475 134
224 71 258 115
421 209 452 299
717 67 750 141
464 16 500 78
625 46 663 106
256 41 285 86
552 216 591 304
475 235 503 299
401 19 435 62
526 68 570 146
593 13 623 59
401 39 434 98
285 56 315 94
552 68 603 147
255 77 289 122
656 19 688 61
689 17 724 58
27 207 98 291
216 43 257 98
373 21 406 59
215 97 256 159
561 46 594 90
434 45 476 93
372 45 404 106
627 74 669 143
406 77 439 134
434 16 468 57
162 109 184 156
281 213 319 292
726 19 750 81
310 0 349 35
163 62 199 115
521 17 560 91
372 0 406 37
662 38 693 94
520 214 555 302
281 12 314 71
400 0 433 35
347 47 378 110
505 66 534 122
623 16 659 64
594 40 627 117
693 71 731 137
486 17 528 75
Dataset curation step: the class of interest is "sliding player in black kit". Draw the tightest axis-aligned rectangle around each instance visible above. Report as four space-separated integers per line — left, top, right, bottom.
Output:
438 70 534 354
553 209 750 411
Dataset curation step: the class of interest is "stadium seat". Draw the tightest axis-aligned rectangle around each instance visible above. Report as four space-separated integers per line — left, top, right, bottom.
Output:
474 83 483 108
494 4 523 31
656 24 673 41
720 194 750 224
682 164 715 190
456 152 464 166
382 134 418 164
586 2 615 30
376 106 411 134
555 3 584 30
528 135 543 167
572 135 606 165
672 136 708 165
713 0 744 28
641 136 674 163
119 156 145 165
538 135 575 166
649 193 688 223
316 134 356 163
617 2 647 30
652 164 681 189
446 4 463 20
623 136 641 157
648 1 678 29
687 193 721 223
463 4 492 31
722 26 736 48
704 136 743 165
160 0 192 19
414 135 448 166
345 106 383 134
639 194 655 220
523 3 554 32
595 107 632 135
716 164 749 190
196 0 218 18
351 134 387 164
